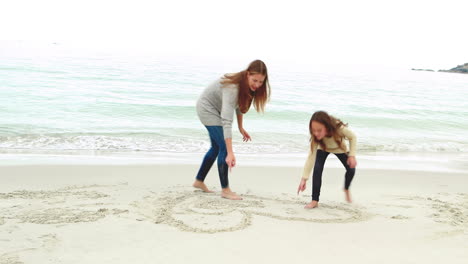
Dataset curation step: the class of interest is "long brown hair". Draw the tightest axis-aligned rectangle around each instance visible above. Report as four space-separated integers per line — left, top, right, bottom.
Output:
309 111 348 152
221 60 270 113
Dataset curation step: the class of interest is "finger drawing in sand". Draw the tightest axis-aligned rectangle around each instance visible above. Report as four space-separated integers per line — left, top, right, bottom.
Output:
193 60 271 200
298 111 357 209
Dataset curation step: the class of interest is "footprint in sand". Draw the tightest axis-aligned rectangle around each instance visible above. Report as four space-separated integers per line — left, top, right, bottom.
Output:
377 193 468 238
133 189 368 234
0 253 23 264
0 234 61 264
39 234 60 252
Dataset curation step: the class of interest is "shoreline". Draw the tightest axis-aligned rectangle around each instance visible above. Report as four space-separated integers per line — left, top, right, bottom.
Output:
0 150 467 174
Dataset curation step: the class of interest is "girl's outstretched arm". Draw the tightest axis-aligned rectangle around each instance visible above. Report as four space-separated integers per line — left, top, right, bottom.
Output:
297 178 307 195
301 147 316 181
298 147 316 194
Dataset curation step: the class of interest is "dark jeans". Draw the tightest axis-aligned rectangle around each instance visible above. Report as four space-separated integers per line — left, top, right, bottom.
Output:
195 126 229 188
312 149 355 201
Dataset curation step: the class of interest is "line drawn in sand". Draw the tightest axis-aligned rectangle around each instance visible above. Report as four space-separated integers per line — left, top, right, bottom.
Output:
133 189 369 234
0 184 128 225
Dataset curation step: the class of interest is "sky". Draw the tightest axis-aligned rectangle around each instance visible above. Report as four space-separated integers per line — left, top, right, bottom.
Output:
1 0 467 69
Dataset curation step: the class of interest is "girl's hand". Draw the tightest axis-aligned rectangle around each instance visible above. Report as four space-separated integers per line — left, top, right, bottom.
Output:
297 179 307 195
239 128 251 142
347 156 357 168
225 153 236 172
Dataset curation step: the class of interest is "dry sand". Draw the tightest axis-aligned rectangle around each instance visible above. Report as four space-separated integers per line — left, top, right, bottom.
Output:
0 164 467 264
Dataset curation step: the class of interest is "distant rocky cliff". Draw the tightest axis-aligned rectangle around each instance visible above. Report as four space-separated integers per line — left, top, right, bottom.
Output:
438 63 468 74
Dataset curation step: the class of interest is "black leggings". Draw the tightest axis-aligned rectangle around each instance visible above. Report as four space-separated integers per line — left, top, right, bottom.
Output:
312 149 355 201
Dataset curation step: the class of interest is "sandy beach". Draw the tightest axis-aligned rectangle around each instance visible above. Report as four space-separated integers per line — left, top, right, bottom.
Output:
0 164 467 264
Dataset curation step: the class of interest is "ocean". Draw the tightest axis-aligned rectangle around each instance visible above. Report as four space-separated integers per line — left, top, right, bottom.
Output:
1 42 467 171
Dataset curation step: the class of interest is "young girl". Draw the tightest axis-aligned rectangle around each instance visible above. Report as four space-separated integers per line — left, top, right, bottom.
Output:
297 111 357 208
193 60 270 200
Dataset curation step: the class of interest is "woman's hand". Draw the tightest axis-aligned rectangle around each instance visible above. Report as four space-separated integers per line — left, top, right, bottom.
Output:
239 128 251 142
347 156 357 168
297 179 307 195
225 153 236 171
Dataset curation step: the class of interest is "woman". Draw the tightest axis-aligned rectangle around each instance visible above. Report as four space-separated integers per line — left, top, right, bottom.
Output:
193 60 270 200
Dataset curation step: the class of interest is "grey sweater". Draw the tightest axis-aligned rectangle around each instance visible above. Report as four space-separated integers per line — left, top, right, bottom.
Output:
196 78 242 139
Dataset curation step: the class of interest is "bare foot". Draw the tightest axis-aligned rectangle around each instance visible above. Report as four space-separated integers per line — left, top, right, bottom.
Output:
221 188 243 200
304 200 319 209
344 189 352 203
192 180 214 193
